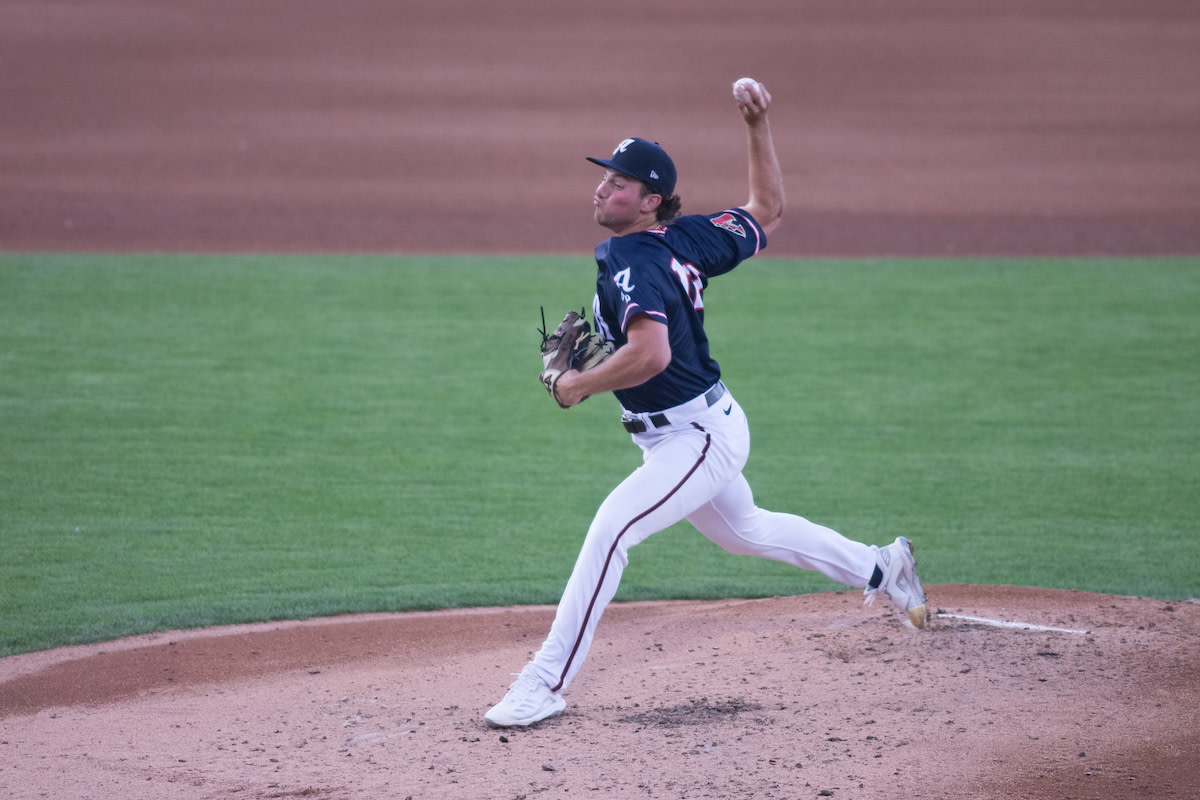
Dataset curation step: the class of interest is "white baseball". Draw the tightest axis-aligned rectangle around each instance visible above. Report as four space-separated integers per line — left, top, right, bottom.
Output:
732 77 759 102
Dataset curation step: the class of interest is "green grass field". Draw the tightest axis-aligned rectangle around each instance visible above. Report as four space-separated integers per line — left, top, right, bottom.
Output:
2 254 1197 656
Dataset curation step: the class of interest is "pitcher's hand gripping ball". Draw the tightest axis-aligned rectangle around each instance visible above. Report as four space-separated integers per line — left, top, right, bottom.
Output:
732 77 770 118
538 308 614 408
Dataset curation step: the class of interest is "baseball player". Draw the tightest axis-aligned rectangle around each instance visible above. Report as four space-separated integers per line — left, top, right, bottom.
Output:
485 78 927 728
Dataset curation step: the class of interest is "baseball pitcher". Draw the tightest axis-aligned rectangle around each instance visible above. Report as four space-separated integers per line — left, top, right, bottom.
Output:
487 78 927 728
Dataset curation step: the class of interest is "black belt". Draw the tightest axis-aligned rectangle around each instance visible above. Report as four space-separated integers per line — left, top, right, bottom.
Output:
622 383 726 434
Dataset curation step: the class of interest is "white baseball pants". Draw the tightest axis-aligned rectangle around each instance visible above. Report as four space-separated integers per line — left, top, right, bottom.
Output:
529 388 878 693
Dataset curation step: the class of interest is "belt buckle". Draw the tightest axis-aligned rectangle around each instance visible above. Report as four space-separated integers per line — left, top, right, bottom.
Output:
621 413 647 434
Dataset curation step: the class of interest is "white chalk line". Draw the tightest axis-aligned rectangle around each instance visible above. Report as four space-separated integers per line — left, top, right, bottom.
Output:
937 613 1089 635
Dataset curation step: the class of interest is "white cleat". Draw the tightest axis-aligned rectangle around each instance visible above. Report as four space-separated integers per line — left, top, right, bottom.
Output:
484 665 567 728
864 536 928 628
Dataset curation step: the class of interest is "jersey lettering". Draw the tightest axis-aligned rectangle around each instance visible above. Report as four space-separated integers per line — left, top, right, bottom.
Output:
613 267 635 293
669 258 705 311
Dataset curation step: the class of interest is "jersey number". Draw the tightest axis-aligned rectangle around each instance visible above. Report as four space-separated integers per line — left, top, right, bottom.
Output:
670 258 704 311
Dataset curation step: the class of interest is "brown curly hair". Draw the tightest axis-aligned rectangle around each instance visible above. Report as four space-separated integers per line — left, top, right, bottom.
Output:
640 184 682 223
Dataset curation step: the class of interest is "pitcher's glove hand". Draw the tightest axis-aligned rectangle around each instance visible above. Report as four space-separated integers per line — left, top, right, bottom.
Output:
538 307 615 408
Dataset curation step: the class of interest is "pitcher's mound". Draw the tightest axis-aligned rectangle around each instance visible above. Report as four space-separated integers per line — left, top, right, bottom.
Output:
1 585 1197 799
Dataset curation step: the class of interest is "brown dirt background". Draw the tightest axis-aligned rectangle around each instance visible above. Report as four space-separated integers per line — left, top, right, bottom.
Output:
1 1 1198 799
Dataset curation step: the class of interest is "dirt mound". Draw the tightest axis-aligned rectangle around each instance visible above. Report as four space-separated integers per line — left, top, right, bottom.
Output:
2 587 1197 799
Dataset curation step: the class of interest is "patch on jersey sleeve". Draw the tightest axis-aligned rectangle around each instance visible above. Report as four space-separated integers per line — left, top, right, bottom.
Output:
710 212 747 238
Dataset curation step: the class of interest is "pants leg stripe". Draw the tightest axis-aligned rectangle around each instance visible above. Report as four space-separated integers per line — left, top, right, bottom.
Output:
551 424 711 693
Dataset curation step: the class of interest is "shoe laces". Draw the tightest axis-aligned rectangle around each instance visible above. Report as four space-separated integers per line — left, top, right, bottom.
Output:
507 669 547 700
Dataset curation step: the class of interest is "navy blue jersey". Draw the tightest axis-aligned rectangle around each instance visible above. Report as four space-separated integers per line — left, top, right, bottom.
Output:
591 208 767 413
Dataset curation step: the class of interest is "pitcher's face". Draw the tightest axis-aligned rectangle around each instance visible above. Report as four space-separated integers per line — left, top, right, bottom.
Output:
593 169 659 234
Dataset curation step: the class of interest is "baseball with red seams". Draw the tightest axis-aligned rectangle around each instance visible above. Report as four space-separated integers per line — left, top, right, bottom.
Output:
732 77 759 102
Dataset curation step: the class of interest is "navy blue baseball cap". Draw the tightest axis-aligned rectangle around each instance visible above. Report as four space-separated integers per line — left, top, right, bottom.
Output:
587 137 677 196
